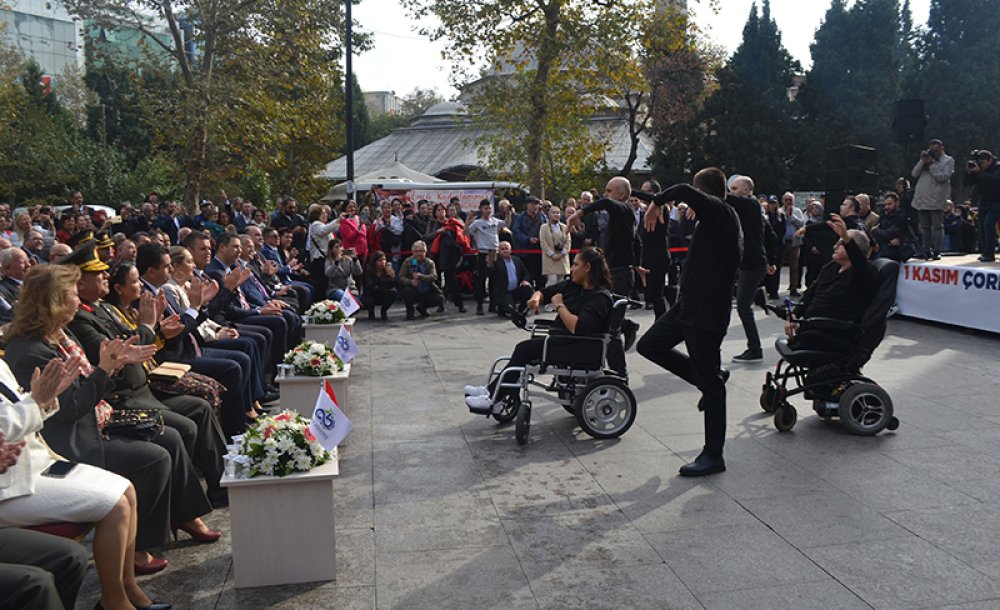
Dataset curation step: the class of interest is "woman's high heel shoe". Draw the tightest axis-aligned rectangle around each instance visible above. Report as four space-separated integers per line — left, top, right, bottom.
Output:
172 522 222 543
133 556 169 575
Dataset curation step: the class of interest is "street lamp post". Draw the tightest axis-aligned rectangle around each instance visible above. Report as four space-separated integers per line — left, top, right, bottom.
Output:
345 0 355 198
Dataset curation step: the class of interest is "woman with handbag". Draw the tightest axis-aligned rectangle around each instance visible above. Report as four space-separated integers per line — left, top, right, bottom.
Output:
4 265 220 578
0 356 171 610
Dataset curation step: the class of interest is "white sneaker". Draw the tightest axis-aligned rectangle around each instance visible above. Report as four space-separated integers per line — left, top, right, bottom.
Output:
464 385 489 396
465 395 494 413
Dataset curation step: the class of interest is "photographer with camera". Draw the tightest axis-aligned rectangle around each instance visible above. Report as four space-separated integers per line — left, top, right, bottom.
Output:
963 150 1000 262
911 139 955 260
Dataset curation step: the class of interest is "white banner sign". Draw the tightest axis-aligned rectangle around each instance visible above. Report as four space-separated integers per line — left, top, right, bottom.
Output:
896 261 1000 334
406 189 493 212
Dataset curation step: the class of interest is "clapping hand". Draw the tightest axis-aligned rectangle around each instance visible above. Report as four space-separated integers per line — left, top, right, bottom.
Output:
0 431 25 474
159 314 184 339
643 204 663 232
30 357 77 408
186 276 205 309
136 291 158 326
202 278 220 303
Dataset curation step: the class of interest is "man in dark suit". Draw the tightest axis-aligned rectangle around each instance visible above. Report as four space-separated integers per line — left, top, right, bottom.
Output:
60 243 227 504
490 241 533 316
205 232 291 370
136 243 258 437
0 246 29 305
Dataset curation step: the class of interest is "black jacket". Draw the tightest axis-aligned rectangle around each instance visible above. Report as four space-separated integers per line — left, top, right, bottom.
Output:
5 332 116 469
656 184 742 333
964 163 1000 204
727 194 770 270
489 255 531 303
580 198 636 268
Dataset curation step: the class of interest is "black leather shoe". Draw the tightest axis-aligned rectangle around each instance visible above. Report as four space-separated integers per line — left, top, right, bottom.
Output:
621 319 639 351
405 311 415 321
138 603 173 610
261 391 280 404
679 452 726 477
719 368 730 383
458 305 467 313
476 304 484 315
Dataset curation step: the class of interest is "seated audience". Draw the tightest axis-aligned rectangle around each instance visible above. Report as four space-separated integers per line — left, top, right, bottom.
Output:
324 239 362 301
362 251 396 321
490 241 533 317
398 240 443 320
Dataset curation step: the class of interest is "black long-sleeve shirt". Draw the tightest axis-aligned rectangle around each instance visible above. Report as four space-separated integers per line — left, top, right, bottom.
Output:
794 237 877 324
655 184 742 333
579 197 635 268
964 163 1000 204
726 194 768 270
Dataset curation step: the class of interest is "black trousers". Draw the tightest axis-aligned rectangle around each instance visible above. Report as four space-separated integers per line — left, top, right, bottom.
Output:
156 393 226 493
610 265 634 297
197 347 254 437
493 285 533 315
241 314 289 369
232 325 272 376
209 334 267 400
0 528 89 610
636 309 727 457
735 265 768 353
644 262 668 319
401 286 443 312
474 253 492 306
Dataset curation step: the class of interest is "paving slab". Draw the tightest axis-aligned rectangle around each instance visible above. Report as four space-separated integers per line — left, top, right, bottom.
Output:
70 303 1000 609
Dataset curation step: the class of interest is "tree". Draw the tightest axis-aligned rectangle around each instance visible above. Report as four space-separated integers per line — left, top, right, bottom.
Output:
64 0 356 208
697 0 801 194
400 87 444 117
912 0 1000 184
403 0 649 198
346 74 373 150
795 0 903 192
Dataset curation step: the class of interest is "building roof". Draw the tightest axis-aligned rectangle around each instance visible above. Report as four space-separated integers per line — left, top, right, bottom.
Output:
319 102 655 182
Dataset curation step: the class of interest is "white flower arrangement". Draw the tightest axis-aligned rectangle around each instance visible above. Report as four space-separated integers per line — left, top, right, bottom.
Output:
239 410 332 477
305 300 347 324
283 340 344 376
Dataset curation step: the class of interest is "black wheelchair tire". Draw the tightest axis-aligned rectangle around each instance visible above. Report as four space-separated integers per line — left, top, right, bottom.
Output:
493 394 519 424
838 383 893 436
774 404 797 432
760 385 778 413
574 377 637 440
515 402 531 445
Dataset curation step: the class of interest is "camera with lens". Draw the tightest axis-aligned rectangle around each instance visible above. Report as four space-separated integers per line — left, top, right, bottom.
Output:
921 149 932 157
553 244 563 253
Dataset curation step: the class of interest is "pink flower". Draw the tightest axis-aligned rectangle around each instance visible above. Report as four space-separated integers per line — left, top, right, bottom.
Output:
275 413 291 422
263 425 275 439
304 427 316 442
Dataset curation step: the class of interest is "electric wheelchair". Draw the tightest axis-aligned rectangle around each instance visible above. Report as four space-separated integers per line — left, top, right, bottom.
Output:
759 258 901 435
475 297 639 445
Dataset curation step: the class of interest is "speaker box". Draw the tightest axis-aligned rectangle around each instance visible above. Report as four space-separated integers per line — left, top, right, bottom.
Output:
826 144 877 172
892 99 926 144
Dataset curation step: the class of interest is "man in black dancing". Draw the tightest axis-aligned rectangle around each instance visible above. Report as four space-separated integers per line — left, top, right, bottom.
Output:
636 168 743 476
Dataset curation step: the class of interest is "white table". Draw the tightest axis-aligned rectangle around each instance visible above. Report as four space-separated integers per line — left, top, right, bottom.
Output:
303 318 355 346
276 364 351 419
221 458 340 588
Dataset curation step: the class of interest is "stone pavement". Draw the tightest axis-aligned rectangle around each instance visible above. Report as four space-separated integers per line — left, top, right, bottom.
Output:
75 305 1000 609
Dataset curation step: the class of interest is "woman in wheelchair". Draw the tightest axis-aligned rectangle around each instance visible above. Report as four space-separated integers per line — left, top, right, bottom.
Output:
464 247 615 413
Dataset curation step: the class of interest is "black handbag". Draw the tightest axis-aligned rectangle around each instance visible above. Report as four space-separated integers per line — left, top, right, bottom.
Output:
101 409 165 442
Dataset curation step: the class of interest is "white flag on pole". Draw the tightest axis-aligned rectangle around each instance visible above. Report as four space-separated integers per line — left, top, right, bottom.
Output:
309 381 352 450
339 290 361 317
333 323 360 364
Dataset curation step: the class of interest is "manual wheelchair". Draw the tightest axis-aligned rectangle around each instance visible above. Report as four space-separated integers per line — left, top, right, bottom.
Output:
476 297 639 445
759 258 901 435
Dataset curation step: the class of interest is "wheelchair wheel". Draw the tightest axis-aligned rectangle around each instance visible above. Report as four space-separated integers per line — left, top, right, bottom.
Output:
774 403 797 432
492 394 519 424
574 377 636 439
515 401 532 445
760 385 778 413
838 383 893 436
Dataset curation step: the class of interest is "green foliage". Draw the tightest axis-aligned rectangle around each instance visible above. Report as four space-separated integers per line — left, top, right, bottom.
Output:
795 0 903 191
912 0 1000 172
369 112 410 142
400 87 444 117
696 0 801 194
240 169 273 211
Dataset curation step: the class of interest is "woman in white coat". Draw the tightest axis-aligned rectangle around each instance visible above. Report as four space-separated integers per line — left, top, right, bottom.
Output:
0 356 169 610
539 205 571 287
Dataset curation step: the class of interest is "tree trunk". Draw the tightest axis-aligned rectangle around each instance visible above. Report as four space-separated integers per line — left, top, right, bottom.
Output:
184 117 208 211
525 2 563 199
